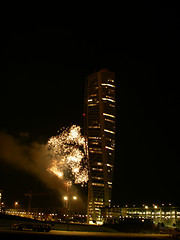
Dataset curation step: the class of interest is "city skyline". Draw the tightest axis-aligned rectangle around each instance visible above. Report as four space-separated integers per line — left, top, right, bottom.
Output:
0 64 179 208
0 6 180 209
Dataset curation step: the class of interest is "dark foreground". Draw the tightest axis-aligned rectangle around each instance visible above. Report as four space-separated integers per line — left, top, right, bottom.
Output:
0 215 176 239
0 228 170 240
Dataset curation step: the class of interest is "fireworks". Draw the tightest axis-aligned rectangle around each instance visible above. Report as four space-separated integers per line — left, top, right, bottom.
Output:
47 125 88 186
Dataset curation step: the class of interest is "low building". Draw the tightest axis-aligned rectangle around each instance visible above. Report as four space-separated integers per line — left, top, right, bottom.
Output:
101 205 180 227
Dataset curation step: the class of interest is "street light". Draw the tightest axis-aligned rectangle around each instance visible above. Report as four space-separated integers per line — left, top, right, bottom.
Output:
15 201 18 209
63 195 78 230
63 196 68 209
73 196 77 200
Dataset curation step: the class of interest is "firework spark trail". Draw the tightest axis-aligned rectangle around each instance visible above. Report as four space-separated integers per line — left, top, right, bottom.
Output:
47 125 88 186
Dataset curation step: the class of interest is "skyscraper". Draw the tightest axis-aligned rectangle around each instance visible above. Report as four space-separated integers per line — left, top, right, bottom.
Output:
84 69 116 223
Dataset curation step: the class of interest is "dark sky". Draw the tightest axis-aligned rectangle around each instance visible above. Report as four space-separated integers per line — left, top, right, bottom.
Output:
0 6 180 209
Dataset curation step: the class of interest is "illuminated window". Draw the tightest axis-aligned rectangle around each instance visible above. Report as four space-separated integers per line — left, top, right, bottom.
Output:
94 202 104 205
104 129 115 134
109 104 115 108
89 147 101 151
95 208 100 210
89 137 101 139
101 83 115 88
106 95 115 99
92 183 104 187
90 94 97 97
103 113 115 118
88 103 97 107
105 118 115 123
92 168 103 171
108 79 114 83
97 162 102 165
89 150 102 154
90 142 99 145
102 98 115 103
106 164 113 167
105 146 114 150
92 176 103 180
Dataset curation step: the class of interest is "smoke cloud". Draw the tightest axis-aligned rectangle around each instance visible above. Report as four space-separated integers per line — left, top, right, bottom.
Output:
0 131 67 195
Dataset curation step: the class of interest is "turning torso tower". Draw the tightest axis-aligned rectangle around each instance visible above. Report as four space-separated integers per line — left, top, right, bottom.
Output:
84 69 116 223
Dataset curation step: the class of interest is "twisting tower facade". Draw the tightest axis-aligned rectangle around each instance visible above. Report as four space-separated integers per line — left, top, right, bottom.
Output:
84 69 116 223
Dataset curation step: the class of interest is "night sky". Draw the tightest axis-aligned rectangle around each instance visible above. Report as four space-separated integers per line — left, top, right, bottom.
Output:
0 6 180 209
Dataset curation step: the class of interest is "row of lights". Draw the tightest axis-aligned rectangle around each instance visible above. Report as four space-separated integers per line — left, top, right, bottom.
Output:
112 203 172 208
106 215 178 219
4 197 77 209
6 211 64 217
63 214 87 217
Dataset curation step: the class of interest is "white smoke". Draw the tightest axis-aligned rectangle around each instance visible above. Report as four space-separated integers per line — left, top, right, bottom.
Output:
0 131 66 194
